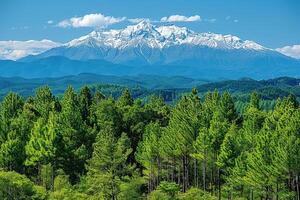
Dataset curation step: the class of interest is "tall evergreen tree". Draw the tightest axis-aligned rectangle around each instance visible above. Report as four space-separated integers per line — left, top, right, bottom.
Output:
0 92 24 171
117 88 134 107
136 122 162 192
25 112 60 190
78 86 93 122
34 86 57 119
145 95 170 126
219 92 238 123
86 126 133 200
94 97 122 134
59 86 88 183
162 89 202 191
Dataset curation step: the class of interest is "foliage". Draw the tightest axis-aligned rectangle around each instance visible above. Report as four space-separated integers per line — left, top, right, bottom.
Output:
0 85 299 200
0 170 46 200
177 187 217 200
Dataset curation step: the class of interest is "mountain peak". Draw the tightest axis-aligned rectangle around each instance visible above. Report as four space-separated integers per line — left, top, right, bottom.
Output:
2 22 298 80
65 22 266 51
136 20 154 29
122 20 159 38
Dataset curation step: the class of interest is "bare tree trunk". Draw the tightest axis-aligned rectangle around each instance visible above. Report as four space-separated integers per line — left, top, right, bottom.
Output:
171 157 175 182
218 168 221 200
148 179 150 194
265 186 269 200
178 164 181 186
211 168 214 195
182 156 186 192
202 156 206 191
186 155 189 189
250 189 254 200
149 163 152 192
51 163 54 191
194 158 198 187
296 174 300 200
227 191 231 200
157 156 161 186
38 163 41 185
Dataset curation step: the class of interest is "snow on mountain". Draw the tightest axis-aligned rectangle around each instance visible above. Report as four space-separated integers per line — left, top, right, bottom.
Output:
0 40 61 60
9 21 299 80
65 21 266 51
0 20 299 80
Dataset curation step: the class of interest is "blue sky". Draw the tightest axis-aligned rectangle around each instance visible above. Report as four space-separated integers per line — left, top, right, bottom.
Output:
0 0 299 48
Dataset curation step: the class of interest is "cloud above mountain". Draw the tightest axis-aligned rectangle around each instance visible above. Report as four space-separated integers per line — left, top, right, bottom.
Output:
160 15 201 22
276 45 300 59
0 40 61 60
57 13 204 29
58 13 126 28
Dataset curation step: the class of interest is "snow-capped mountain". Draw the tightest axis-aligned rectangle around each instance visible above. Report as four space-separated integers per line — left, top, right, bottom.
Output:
25 21 274 65
1 21 299 79
65 21 265 50
0 40 61 60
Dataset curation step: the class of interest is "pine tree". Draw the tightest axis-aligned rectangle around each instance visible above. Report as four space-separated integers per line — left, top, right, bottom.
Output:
225 93 266 199
25 113 59 166
78 86 92 122
162 89 202 191
94 97 122 134
208 111 230 199
59 86 88 183
0 92 24 171
89 90 106 126
34 86 56 119
0 92 23 140
249 92 260 109
217 124 241 173
25 112 60 189
219 92 238 123
244 126 288 199
145 95 170 126
136 122 162 191
117 88 134 107
86 126 133 200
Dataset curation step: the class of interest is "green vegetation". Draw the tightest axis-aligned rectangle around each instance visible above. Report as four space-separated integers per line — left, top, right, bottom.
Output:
0 84 299 199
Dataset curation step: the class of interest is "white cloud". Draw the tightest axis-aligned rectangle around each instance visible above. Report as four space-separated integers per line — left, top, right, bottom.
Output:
225 16 231 20
160 15 201 22
58 13 126 28
47 20 54 24
276 45 300 59
0 40 61 60
234 19 239 23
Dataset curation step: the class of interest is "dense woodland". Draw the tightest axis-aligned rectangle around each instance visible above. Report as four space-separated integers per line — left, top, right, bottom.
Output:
0 85 300 200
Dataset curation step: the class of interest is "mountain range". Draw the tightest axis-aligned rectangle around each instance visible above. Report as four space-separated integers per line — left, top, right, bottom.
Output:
0 21 299 79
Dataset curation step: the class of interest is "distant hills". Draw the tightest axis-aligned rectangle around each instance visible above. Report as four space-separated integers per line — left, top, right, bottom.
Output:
197 76 300 99
0 73 206 98
0 21 299 80
0 73 299 101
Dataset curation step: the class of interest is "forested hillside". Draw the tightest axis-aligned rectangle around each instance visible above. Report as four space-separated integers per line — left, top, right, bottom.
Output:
0 86 300 200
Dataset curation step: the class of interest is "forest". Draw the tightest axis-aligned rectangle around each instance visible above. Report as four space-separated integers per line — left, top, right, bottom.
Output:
0 85 300 200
